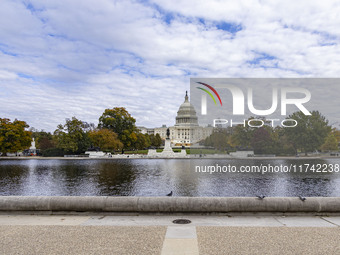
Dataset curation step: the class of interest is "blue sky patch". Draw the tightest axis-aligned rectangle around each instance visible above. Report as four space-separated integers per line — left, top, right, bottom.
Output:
247 52 278 67
215 21 242 34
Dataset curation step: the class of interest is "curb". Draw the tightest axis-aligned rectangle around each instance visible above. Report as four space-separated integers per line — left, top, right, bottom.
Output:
1 196 340 213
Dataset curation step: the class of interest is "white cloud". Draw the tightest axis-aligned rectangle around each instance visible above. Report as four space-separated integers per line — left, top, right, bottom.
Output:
1 0 340 131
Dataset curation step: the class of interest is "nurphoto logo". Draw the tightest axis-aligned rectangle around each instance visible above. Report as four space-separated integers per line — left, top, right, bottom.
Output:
194 80 312 128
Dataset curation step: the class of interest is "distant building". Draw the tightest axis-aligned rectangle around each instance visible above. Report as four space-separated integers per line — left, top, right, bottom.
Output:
138 92 213 147
138 126 155 136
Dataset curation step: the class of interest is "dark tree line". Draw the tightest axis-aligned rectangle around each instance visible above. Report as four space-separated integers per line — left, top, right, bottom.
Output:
204 111 337 155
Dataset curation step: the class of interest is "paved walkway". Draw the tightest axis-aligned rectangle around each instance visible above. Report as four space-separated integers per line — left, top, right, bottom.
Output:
0 215 339 254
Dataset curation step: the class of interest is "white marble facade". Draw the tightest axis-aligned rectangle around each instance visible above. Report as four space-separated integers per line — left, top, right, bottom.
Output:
139 92 213 146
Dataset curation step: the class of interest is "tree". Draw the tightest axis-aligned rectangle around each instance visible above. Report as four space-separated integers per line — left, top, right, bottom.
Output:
30 129 55 151
0 118 32 155
230 117 265 149
321 133 338 151
39 136 55 151
272 127 295 155
251 127 274 154
284 111 331 154
149 133 162 148
231 124 253 149
88 129 123 152
54 117 91 154
98 107 137 148
135 133 151 150
204 130 230 151
120 130 138 149
332 128 340 143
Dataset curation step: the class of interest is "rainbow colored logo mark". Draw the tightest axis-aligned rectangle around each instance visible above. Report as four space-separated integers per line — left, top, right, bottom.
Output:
196 82 222 106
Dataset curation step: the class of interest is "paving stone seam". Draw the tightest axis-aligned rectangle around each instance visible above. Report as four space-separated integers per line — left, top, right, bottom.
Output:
320 217 340 227
272 216 285 226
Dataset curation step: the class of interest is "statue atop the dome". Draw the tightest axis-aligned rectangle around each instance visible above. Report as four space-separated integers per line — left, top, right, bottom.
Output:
185 91 188 102
166 128 170 139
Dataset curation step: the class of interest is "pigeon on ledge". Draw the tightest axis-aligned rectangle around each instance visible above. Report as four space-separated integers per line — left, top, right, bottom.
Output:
299 196 306 201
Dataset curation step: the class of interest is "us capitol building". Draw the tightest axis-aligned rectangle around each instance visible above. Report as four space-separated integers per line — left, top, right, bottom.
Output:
138 92 213 147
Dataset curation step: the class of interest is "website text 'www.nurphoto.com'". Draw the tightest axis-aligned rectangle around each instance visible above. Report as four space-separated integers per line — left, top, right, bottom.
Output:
195 163 340 175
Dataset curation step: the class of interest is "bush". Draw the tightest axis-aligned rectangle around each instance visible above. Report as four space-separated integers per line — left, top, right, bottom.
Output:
42 148 65 157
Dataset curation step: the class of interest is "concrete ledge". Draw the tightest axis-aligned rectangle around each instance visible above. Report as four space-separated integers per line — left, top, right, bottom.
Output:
0 196 340 213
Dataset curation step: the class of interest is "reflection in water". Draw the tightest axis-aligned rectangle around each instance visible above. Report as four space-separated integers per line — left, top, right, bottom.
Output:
95 160 137 195
0 158 340 196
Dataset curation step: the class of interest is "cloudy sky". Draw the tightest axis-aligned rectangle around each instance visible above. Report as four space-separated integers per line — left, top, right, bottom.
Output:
1 0 340 132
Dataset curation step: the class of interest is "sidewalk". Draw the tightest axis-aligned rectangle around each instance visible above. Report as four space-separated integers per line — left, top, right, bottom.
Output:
0 215 339 254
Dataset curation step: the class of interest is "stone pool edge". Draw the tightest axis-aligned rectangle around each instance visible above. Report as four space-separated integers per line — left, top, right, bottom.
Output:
1 196 340 215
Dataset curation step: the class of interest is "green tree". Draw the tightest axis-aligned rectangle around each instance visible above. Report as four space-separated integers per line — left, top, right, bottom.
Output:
231 117 266 149
135 133 151 150
332 128 340 143
273 127 295 155
321 133 338 151
251 127 274 154
54 117 91 154
204 131 230 151
30 129 55 151
149 133 162 148
88 129 123 152
0 118 32 155
231 125 252 148
98 107 137 148
284 111 331 155
120 130 138 149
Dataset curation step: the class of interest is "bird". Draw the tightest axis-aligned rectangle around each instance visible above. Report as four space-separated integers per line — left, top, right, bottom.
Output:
256 195 266 200
299 196 306 202
166 191 173 196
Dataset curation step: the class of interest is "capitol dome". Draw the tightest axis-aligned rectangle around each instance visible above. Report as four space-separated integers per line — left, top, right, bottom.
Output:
175 91 198 126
